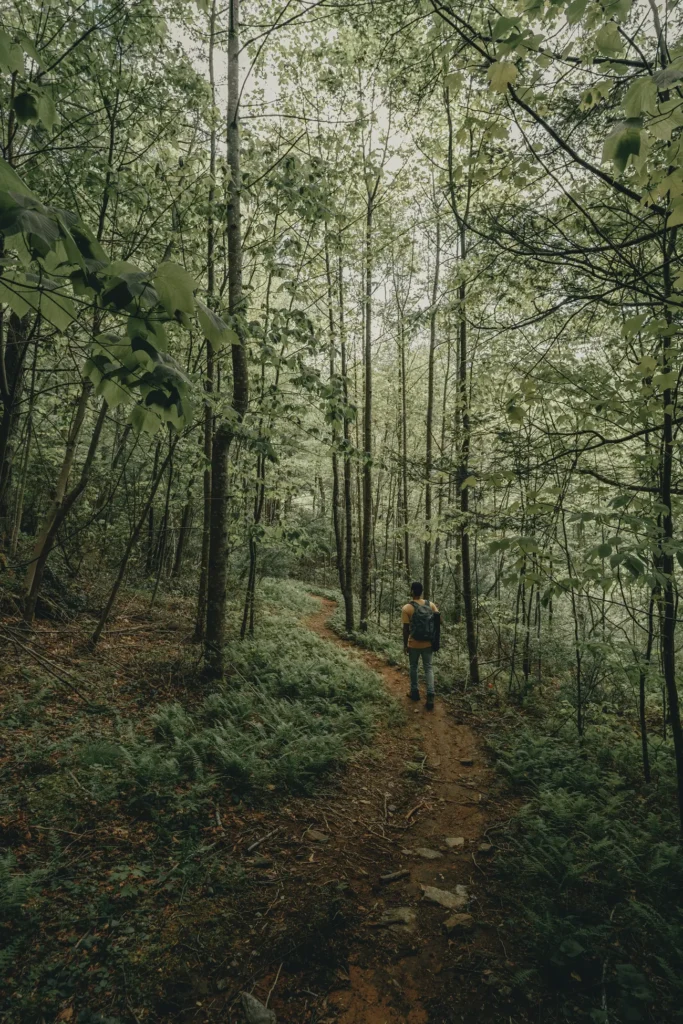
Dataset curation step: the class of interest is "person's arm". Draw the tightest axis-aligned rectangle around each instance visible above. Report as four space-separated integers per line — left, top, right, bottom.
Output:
402 623 410 654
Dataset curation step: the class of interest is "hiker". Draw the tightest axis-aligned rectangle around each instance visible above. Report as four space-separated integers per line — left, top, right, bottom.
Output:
401 581 440 711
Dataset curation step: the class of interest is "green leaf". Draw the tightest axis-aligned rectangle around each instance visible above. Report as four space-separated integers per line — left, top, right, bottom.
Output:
623 77 657 118
667 200 683 228
461 475 477 489
653 371 677 390
487 61 517 93
653 67 683 90
129 403 162 436
602 118 642 174
196 297 238 352
597 542 612 557
153 261 197 318
596 23 624 56
0 31 24 75
637 355 657 376
492 16 520 40
0 157 34 198
0 270 75 331
566 0 589 25
444 71 463 92
622 313 648 337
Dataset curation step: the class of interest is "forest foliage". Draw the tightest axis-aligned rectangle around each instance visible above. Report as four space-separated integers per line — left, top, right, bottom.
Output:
2 0 683 1020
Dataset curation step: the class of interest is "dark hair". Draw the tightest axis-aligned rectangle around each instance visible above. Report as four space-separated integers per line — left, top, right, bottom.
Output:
410 581 423 597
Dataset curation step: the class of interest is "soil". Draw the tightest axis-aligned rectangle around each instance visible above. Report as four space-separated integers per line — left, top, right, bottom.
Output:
2 594 529 1023
238 597 522 1024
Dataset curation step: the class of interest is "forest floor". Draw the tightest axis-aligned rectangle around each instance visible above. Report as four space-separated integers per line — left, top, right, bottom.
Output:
1 587 535 1024
290 597 519 1024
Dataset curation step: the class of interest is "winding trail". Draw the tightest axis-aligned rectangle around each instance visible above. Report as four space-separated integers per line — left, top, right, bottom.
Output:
303 598 498 1024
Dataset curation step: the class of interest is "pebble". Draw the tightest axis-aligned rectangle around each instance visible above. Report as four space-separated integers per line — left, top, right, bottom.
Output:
307 829 329 843
377 907 416 928
241 992 276 1024
478 843 494 855
443 912 475 934
402 847 443 860
459 757 474 766
420 883 469 911
445 836 465 849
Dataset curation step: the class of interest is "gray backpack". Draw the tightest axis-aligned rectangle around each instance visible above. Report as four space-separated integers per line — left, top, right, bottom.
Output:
410 601 435 643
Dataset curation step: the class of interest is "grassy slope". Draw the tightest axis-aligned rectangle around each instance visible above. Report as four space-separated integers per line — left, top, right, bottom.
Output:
0 579 393 1023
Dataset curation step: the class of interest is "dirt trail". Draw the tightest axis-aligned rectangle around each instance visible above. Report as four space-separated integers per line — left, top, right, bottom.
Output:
302 598 498 1024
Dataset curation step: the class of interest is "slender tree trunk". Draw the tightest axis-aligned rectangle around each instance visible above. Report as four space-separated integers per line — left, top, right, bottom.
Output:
423 218 440 600
195 0 218 641
205 0 249 675
24 381 92 597
24 401 108 624
399 324 410 584
9 337 38 557
0 313 32 545
326 238 344 593
339 257 355 632
457 224 479 686
90 441 176 646
359 195 374 631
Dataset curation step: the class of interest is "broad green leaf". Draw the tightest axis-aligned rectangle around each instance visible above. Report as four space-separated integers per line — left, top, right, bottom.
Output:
153 261 196 318
602 118 642 173
0 31 24 74
0 270 74 331
580 79 612 110
667 200 683 227
129 403 162 436
444 71 463 92
637 355 657 376
623 77 657 117
622 313 648 336
566 0 589 24
492 16 520 40
653 371 677 390
487 61 517 93
0 157 34 197
653 67 683 90
461 475 477 489
196 296 238 352
596 23 624 56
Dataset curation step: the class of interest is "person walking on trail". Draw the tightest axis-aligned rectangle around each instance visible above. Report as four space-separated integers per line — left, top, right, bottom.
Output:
402 581 440 711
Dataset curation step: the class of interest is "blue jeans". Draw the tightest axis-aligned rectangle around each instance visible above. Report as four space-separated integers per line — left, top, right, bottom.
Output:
409 647 434 696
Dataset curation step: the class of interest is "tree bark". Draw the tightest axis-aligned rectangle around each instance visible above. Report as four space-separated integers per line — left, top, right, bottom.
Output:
339 256 355 632
205 0 249 676
24 400 108 624
194 0 217 641
359 194 374 631
423 218 440 600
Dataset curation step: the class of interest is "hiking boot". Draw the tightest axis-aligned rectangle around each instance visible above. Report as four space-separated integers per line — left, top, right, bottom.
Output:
407 689 420 701
425 695 435 711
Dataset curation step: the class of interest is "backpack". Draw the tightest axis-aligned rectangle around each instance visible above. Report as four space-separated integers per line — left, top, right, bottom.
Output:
410 601 435 643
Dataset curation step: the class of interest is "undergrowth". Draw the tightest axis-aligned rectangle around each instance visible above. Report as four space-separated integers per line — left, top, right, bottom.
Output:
492 723 683 1023
0 578 392 1023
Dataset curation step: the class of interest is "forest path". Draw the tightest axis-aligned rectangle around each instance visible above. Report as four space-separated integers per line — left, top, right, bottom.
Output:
303 597 498 1024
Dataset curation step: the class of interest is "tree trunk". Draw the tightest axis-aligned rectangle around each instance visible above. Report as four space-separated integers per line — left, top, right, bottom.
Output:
194 0 218 641
205 0 249 676
326 238 345 594
0 313 32 546
457 225 479 686
339 254 355 632
24 400 108 624
90 441 176 646
359 195 374 631
423 218 440 600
